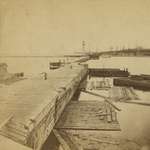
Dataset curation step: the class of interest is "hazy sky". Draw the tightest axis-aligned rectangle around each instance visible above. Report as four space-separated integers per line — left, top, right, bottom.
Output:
0 0 150 56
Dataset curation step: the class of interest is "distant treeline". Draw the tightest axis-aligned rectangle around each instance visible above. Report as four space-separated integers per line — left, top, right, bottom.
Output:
99 48 150 57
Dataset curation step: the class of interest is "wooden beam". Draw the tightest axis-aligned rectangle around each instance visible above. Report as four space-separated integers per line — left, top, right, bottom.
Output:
0 115 13 130
105 99 121 111
81 90 121 111
53 129 71 150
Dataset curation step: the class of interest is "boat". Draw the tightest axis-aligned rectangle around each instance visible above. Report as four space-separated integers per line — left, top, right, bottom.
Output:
114 77 150 91
49 61 62 69
89 68 130 77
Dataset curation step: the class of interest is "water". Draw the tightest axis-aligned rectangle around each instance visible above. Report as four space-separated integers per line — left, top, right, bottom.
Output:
0 56 75 76
1 56 150 75
88 57 150 75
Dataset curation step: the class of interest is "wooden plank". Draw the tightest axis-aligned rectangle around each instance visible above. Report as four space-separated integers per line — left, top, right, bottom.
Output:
53 129 72 150
55 101 120 131
106 105 112 123
57 130 80 150
112 111 117 122
60 130 140 150
0 135 32 150
0 115 13 130
82 90 121 111
90 137 119 145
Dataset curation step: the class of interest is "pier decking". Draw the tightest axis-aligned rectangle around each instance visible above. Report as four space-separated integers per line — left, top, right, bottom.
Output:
0 64 88 150
55 101 120 131
0 135 32 150
54 129 140 150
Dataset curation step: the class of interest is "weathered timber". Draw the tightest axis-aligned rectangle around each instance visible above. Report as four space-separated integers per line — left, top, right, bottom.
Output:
81 90 121 111
55 101 120 131
0 135 32 150
55 130 140 150
109 87 140 102
54 129 80 150
53 129 71 150
0 64 88 150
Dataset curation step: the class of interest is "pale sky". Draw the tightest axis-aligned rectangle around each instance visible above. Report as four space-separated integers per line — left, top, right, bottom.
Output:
0 0 150 56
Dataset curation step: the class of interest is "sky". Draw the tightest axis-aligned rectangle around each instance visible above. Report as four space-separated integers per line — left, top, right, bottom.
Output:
0 0 150 56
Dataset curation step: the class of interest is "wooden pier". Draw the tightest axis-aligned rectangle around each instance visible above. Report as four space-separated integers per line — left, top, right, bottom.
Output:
0 62 123 150
0 64 88 150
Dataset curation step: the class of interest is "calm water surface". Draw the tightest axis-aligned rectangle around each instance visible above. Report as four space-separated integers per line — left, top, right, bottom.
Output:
88 57 150 75
0 57 74 76
0 56 150 75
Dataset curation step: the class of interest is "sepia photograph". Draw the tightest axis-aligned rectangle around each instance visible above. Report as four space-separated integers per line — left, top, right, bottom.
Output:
0 0 150 149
